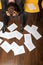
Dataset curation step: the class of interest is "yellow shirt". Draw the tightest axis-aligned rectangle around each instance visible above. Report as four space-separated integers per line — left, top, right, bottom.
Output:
41 1 43 8
24 0 40 13
0 0 43 12
0 0 2 9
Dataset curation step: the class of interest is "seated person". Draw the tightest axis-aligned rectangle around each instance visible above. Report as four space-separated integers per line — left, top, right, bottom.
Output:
2 0 27 33
6 3 20 17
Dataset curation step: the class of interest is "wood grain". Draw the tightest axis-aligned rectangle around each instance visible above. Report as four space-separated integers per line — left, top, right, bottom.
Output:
0 11 43 65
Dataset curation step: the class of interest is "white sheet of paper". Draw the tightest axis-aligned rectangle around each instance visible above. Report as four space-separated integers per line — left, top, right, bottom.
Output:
11 42 25 55
0 31 10 39
31 30 42 40
31 25 38 30
0 31 16 39
0 41 25 55
0 39 3 44
14 30 23 40
24 25 32 33
0 22 3 30
27 4 36 10
8 30 23 40
1 41 11 53
24 25 42 40
7 23 18 32
0 30 23 40
24 34 36 51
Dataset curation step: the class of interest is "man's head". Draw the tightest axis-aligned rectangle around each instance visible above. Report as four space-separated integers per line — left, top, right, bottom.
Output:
6 2 20 16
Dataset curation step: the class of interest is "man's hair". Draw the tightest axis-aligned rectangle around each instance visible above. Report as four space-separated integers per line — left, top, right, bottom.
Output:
7 2 20 12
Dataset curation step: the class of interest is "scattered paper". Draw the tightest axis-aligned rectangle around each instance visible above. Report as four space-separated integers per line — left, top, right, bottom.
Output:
0 30 23 40
24 25 32 33
0 41 25 55
0 39 3 44
24 34 36 51
0 22 3 30
14 30 23 40
27 4 36 10
0 31 10 39
11 42 25 55
1 41 11 53
31 25 38 30
7 30 23 40
24 25 42 40
6 30 23 40
7 23 18 32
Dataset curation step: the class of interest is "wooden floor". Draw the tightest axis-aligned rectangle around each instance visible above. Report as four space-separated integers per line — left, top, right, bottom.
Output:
0 11 43 65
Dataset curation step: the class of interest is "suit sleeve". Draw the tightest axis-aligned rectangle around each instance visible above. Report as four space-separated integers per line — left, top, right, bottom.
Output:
1 0 7 11
15 0 25 15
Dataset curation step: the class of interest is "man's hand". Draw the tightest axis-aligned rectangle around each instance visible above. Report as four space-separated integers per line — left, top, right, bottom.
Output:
6 6 18 17
6 10 18 16
6 11 10 16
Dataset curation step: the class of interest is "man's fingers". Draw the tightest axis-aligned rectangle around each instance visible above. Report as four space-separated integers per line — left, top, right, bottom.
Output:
6 11 10 16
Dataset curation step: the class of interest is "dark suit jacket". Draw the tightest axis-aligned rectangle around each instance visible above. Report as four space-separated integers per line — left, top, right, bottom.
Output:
38 0 42 10
1 0 24 11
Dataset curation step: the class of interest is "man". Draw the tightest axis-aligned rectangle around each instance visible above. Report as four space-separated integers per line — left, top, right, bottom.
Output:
2 0 27 33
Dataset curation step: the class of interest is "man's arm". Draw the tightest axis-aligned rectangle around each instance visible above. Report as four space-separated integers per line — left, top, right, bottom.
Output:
15 0 25 15
1 0 7 11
